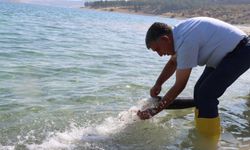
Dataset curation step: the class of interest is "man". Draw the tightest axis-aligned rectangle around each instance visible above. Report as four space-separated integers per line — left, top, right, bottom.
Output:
137 17 250 137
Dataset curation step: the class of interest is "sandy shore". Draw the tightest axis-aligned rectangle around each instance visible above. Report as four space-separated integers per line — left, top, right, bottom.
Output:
236 25 250 35
84 7 250 35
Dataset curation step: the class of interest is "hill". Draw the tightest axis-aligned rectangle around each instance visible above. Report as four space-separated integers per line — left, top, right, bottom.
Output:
84 0 250 25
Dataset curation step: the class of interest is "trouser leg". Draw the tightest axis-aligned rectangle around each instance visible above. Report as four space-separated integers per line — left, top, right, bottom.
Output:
195 44 250 118
194 43 250 149
194 67 215 106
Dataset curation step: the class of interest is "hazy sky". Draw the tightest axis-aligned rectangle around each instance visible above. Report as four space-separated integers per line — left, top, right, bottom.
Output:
0 0 97 7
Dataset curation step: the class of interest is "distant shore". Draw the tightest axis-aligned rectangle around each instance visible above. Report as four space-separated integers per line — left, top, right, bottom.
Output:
83 6 250 35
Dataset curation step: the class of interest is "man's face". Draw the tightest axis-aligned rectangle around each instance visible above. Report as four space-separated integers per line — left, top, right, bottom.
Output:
149 36 174 57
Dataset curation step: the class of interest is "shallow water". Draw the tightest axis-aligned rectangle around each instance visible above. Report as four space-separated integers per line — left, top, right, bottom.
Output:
0 2 249 150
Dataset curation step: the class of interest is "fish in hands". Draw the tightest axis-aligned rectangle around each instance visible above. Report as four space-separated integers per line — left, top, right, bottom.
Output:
137 109 152 120
136 96 162 120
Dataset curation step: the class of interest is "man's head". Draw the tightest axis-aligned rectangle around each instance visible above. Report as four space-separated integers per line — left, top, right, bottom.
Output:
145 22 175 56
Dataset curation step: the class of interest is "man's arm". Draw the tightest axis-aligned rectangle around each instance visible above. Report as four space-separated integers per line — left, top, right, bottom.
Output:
138 68 192 120
155 55 177 86
156 68 192 111
151 55 177 97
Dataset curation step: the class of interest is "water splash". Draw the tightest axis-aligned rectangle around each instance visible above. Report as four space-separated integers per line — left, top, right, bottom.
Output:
17 97 162 150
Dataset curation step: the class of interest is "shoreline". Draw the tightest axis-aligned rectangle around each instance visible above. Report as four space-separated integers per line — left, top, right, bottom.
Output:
5 1 250 34
83 7 250 35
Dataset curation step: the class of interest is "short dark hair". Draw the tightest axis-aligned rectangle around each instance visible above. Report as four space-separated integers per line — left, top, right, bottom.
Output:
145 22 172 49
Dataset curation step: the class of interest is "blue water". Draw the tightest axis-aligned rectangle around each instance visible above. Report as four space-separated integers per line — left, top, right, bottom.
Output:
0 2 249 150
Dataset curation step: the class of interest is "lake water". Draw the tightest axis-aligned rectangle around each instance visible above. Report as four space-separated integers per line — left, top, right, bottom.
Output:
0 2 249 150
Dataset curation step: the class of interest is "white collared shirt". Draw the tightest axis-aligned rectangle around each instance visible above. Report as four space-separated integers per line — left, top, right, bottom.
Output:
173 17 247 69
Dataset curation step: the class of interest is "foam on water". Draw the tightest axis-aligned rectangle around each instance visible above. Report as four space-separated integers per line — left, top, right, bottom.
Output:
1 98 159 150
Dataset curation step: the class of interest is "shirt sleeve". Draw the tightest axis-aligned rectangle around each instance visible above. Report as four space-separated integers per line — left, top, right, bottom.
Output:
176 38 199 69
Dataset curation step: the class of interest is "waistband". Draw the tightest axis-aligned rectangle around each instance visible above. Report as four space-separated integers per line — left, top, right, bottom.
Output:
235 36 250 50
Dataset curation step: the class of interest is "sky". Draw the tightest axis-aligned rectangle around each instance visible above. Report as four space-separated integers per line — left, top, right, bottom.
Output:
0 0 96 7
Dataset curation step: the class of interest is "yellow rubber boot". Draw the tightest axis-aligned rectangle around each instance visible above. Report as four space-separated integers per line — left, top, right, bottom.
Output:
194 109 221 150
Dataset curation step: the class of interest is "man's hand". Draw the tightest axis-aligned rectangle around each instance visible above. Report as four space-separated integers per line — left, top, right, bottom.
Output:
137 110 152 120
137 108 158 120
150 84 161 97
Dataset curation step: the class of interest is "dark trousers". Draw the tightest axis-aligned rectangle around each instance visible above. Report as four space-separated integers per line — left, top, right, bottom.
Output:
194 38 250 118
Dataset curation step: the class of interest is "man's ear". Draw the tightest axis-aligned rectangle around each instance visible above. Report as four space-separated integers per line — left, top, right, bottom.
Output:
160 35 170 43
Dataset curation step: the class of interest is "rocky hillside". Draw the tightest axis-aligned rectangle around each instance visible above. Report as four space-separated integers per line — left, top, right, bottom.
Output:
85 0 250 24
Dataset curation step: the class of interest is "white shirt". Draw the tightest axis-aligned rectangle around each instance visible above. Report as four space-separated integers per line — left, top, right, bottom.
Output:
173 17 247 69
